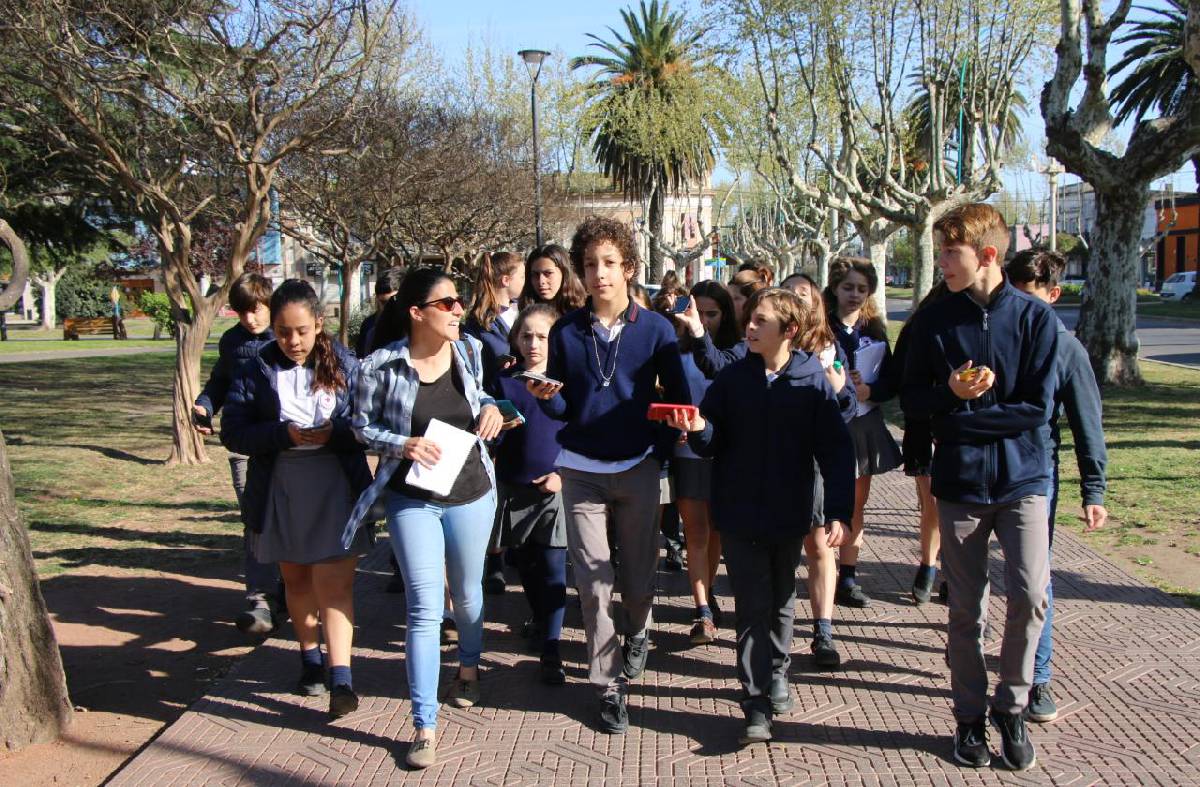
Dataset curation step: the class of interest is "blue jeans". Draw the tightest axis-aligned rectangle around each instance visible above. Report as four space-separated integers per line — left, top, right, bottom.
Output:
1033 470 1060 685
386 488 496 730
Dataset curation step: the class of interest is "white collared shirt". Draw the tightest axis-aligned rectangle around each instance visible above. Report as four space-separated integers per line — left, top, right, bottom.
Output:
277 366 336 449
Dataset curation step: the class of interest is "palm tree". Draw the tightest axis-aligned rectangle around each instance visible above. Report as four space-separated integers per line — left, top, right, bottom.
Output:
1109 0 1198 188
571 0 715 282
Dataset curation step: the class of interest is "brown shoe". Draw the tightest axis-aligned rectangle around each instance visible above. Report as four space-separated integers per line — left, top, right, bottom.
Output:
689 617 717 645
405 738 436 769
446 675 480 708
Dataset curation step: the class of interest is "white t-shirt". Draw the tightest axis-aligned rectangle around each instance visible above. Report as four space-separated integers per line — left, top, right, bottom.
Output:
276 366 337 449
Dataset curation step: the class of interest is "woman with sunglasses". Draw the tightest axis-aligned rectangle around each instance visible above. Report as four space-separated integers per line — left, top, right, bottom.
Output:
341 267 503 770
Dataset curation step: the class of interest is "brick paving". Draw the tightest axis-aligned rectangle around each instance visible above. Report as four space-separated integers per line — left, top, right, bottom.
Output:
111 470 1200 785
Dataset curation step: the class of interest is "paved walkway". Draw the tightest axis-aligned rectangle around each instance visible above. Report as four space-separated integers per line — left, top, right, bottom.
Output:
110 471 1200 785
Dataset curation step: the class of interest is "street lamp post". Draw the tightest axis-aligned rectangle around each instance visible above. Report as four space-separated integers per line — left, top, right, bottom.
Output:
519 49 551 247
1042 159 1065 252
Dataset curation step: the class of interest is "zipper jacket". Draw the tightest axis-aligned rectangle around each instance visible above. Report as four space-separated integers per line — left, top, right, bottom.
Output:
341 335 496 546
220 341 371 533
901 277 1059 505
687 349 855 541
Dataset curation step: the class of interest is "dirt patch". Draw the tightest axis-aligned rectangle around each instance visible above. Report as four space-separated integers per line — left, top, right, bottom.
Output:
0 565 256 785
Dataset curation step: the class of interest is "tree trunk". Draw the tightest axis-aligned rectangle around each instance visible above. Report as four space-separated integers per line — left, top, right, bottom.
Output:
858 219 893 323
911 213 937 310
165 302 217 466
647 185 665 284
0 221 30 313
338 258 362 347
1075 186 1146 386
37 277 57 331
0 429 73 751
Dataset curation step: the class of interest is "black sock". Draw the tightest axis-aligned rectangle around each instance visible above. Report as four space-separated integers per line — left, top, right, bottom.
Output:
838 565 857 587
916 563 936 584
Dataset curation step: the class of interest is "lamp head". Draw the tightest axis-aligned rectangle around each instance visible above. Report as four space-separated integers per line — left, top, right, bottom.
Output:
518 49 551 81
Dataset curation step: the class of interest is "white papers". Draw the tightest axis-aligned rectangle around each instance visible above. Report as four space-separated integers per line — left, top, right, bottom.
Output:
854 340 888 417
404 418 477 496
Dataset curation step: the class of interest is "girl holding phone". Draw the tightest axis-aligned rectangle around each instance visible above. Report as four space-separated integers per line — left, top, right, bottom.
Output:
221 279 373 720
492 304 569 684
341 268 503 770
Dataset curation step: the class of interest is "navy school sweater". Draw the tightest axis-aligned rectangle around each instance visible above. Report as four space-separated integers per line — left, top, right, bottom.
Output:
539 299 690 461
688 349 855 541
195 323 275 417
463 313 513 389
1045 316 1107 507
901 277 1058 505
494 371 565 485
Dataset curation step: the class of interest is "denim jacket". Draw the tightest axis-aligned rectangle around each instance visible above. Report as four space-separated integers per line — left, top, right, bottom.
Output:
341 335 497 547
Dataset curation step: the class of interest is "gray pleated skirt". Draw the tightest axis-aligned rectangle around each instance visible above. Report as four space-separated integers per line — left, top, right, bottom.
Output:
849 407 903 478
250 449 373 565
497 482 567 548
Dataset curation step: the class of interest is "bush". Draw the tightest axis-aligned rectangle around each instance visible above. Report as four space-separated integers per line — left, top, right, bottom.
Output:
138 291 177 338
55 266 111 318
343 304 371 351
1060 283 1084 297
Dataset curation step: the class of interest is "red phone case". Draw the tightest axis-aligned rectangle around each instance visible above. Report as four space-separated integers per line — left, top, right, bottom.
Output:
646 403 698 422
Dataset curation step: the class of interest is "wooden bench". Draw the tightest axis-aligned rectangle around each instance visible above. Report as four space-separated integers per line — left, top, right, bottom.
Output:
63 316 120 340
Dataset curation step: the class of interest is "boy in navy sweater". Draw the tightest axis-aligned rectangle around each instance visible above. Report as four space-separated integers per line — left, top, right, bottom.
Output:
193 272 281 635
669 287 854 745
1005 249 1108 723
528 217 690 734
902 204 1058 772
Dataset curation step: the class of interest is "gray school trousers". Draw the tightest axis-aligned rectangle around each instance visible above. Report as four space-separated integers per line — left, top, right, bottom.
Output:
560 457 661 695
938 495 1050 721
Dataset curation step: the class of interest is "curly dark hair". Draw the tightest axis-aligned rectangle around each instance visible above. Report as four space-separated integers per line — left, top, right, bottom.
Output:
568 216 640 280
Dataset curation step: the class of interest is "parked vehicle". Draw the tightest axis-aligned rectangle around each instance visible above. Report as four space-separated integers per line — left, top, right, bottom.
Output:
1160 271 1197 302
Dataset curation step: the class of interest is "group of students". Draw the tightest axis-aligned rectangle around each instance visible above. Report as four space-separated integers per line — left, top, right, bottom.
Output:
192 203 1106 773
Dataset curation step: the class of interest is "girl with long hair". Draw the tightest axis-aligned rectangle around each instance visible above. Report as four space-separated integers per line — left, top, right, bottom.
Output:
522 243 587 315
341 267 503 770
659 278 739 644
824 257 903 609
728 267 770 330
221 279 373 720
493 303 570 684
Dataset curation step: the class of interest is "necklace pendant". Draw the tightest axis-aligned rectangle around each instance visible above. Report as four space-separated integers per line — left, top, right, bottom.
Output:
602 380 610 388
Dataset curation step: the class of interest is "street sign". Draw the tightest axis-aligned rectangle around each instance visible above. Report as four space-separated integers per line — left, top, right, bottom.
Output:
305 262 323 277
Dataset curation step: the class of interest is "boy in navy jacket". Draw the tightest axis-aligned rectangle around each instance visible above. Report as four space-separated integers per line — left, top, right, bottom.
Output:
192 272 281 635
1006 249 1108 724
671 287 854 745
527 217 690 735
902 204 1058 772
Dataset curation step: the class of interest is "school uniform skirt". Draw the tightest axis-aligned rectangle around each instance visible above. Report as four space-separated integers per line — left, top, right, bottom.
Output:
497 482 567 548
250 448 374 565
848 407 903 478
672 457 713 501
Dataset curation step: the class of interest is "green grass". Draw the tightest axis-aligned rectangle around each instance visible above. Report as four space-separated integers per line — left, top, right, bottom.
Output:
1137 299 1200 321
0 352 244 577
885 287 913 302
0 316 238 355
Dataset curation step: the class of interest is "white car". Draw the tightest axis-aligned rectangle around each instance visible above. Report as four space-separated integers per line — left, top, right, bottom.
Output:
1160 271 1197 301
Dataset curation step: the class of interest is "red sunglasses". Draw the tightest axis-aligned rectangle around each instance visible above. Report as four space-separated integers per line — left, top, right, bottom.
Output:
420 296 466 312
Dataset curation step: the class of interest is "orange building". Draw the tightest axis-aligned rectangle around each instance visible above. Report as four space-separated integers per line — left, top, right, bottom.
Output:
1156 194 1200 284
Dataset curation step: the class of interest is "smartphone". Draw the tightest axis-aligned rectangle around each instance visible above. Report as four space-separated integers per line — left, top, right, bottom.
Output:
494 399 525 425
497 354 517 368
647 403 698 422
672 295 690 313
192 410 213 429
515 370 562 387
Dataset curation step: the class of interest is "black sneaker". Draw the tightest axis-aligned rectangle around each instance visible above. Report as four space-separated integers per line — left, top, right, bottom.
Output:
953 718 991 768
329 684 359 718
738 702 772 745
768 676 793 715
811 635 842 669
296 663 327 697
990 708 1036 771
599 693 628 734
540 653 566 685
622 634 649 680
912 568 935 605
1027 683 1058 723
664 545 685 572
236 603 276 635
483 570 506 595
835 583 872 608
